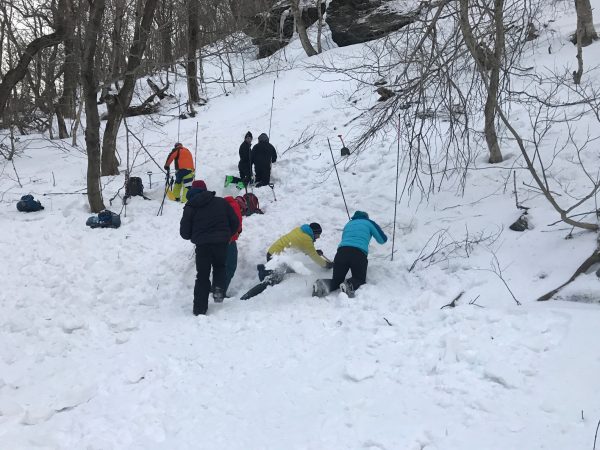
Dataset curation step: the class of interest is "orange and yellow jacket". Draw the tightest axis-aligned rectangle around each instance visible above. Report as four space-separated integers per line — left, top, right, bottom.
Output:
165 146 194 171
267 226 328 268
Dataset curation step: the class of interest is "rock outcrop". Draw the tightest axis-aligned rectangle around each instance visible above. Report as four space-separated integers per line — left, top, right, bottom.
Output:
245 1 325 58
326 0 418 47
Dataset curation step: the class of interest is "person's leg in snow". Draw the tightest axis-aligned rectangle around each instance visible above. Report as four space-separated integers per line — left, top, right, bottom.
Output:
331 246 368 295
193 244 213 315
331 246 352 291
254 165 271 187
346 246 368 291
173 168 194 202
210 242 228 303
224 241 238 296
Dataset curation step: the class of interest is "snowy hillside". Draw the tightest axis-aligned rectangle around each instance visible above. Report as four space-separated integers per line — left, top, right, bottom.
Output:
1 4 600 450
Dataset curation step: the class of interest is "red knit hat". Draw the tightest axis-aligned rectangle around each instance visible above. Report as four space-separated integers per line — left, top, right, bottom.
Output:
192 180 207 190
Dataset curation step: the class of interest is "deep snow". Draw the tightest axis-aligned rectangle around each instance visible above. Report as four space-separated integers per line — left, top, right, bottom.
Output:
1 3 600 449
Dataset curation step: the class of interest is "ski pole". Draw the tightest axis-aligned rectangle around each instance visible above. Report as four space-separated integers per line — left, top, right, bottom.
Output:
327 138 350 220
268 80 276 138
194 122 199 177
392 114 401 261
157 173 170 216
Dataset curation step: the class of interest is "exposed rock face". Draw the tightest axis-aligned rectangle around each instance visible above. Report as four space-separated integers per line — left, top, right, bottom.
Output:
326 0 418 47
245 1 325 58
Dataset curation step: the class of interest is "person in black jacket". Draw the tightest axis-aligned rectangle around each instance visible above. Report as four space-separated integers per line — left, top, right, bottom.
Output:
180 180 240 316
238 131 253 183
251 133 277 187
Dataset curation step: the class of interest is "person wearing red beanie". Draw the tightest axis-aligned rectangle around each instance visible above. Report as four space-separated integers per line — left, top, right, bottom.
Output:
180 180 240 315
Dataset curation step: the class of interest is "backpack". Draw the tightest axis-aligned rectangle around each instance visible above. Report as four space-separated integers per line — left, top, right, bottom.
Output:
16 194 44 212
86 210 121 229
127 177 144 197
235 193 262 216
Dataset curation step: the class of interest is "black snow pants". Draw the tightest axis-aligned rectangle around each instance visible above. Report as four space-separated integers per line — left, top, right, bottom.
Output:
254 164 271 187
194 242 228 315
331 246 368 292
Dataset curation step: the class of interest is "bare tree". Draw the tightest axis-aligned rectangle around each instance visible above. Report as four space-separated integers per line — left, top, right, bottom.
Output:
459 0 504 163
186 0 201 103
0 0 67 121
82 0 107 213
100 0 159 176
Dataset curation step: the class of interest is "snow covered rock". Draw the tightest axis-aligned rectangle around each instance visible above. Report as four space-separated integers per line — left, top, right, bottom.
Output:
326 0 419 47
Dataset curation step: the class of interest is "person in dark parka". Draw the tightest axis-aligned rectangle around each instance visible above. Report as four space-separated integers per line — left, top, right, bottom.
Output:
238 131 253 183
180 180 240 316
251 133 277 187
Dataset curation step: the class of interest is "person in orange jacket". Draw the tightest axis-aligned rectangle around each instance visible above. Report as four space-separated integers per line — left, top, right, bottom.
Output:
164 142 195 202
224 196 243 296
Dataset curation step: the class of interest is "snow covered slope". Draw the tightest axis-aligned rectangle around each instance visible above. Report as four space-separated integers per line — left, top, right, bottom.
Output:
1 5 599 450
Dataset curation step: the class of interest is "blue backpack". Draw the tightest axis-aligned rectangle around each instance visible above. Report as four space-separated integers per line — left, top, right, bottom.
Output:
16 195 44 212
86 210 121 229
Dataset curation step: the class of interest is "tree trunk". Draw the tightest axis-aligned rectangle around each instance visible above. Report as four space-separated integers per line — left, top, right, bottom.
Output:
459 0 503 163
186 0 200 104
100 0 159 176
574 0 598 46
82 0 106 213
290 0 317 57
316 0 323 54
156 1 173 68
57 0 78 133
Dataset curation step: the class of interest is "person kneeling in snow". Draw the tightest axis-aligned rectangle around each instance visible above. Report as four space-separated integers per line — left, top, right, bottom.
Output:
257 223 333 282
223 195 243 297
180 180 240 316
330 211 387 297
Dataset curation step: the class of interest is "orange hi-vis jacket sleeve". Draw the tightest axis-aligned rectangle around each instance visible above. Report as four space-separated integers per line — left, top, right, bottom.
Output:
165 147 195 171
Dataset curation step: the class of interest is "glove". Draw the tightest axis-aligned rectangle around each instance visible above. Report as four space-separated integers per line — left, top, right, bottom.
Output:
325 261 334 269
316 249 323 256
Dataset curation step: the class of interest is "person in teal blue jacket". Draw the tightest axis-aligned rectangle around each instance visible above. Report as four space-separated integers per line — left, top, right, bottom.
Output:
331 211 387 297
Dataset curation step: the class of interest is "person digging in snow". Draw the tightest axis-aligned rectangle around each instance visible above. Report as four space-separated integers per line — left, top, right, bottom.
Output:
164 142 195 202
238 131 253 184
180 180 240 315
223 195 243 297
242 223 333 300
251 133 277 187
329 211 387 297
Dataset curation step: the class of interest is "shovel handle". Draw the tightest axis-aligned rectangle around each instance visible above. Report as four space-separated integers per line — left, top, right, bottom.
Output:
337 134 346 147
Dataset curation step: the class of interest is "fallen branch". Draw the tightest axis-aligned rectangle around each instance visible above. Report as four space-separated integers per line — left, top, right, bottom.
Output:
441 291 464 309
538 248 600 301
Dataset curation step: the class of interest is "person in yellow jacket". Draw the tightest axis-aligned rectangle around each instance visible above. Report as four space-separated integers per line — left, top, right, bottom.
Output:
257 223 333 282
164 142 195 202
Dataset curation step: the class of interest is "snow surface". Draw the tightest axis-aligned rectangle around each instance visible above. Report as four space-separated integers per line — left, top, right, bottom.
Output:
1 4 600 449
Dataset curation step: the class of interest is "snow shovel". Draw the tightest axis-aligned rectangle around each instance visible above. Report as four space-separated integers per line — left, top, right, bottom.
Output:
338 135 350 156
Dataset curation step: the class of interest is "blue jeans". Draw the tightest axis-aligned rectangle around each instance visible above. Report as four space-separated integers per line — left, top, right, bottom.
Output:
224 242 238 294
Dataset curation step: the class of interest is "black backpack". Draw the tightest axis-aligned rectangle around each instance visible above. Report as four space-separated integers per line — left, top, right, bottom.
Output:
16 194 44 212
86 209 121 229
127 177 144 197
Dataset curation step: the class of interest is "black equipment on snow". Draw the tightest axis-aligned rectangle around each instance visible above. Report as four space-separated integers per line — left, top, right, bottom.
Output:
126 177 145 197
16 195 44 212
86 210 121 229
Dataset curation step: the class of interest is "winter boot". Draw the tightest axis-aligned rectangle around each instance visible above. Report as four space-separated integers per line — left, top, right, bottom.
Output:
340 280 355 298
213 287 224 303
